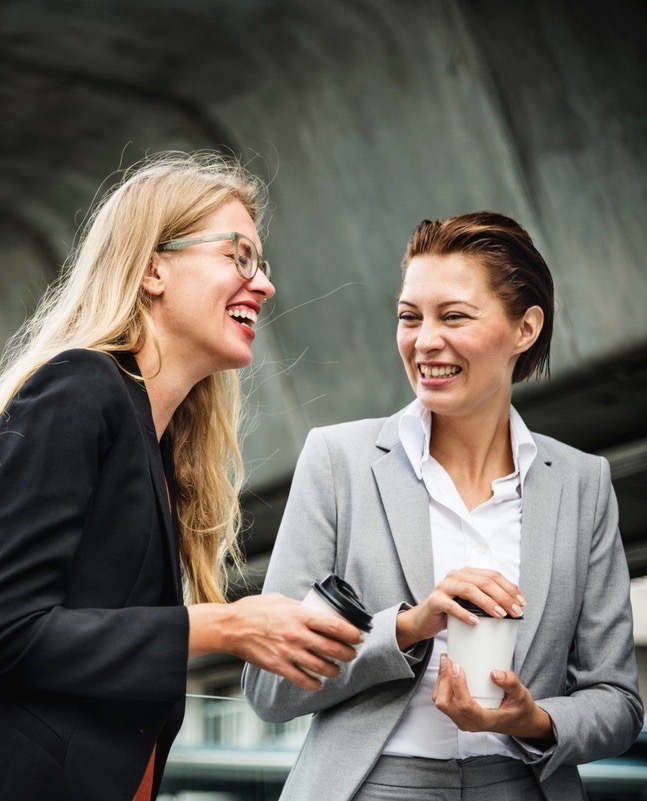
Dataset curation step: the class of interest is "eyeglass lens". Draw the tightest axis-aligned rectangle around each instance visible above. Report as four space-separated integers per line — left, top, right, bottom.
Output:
237 235 270 280
236 236 256 279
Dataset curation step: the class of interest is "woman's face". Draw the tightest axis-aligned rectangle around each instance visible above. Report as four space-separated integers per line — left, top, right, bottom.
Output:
150 198 275 379
397 252 532 420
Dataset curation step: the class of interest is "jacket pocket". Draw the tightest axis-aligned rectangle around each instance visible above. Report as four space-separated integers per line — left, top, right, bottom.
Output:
0 699 68 766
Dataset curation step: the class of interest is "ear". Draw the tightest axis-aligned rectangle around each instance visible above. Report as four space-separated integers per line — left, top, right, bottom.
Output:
140 252 166 297
514 305 544 355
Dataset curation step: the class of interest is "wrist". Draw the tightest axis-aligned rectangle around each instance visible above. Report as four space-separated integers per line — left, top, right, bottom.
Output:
396 607 421 651
187 602 228 657
520 706 556 748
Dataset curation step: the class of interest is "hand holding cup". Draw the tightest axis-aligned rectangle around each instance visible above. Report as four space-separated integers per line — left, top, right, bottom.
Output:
300 574 373 678
446 598 521 708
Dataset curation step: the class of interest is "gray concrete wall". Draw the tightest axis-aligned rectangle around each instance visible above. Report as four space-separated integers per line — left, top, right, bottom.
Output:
222 0 647 484
1 0 645 489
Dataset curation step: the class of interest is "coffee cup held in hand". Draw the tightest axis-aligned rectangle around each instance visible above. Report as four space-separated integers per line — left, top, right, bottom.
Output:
300 574 373 678
446 599 521 708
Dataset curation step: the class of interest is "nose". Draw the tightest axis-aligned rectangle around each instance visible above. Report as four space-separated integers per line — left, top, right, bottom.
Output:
415 319 445 354
248 268 276 300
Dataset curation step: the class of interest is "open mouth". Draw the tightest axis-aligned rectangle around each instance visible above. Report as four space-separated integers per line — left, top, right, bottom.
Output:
419 364 461 378
226 307 258 329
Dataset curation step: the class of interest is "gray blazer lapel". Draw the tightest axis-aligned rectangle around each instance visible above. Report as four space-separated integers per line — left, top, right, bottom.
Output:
371 414 435 603
515 442 562 673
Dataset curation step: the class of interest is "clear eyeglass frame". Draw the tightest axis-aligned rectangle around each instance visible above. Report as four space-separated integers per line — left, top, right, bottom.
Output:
157 231 271 282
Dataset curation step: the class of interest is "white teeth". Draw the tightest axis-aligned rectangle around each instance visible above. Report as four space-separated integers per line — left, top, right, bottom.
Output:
420 364 461 378
227 307 258 325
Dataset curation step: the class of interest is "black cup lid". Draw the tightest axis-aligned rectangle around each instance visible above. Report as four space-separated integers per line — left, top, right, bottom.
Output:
313 574 373 632
455 598 523 619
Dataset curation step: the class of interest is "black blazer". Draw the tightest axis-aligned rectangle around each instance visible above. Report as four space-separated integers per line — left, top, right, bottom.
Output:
0 349 189 801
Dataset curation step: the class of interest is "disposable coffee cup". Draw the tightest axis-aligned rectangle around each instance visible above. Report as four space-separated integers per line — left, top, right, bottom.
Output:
300 574 373 678
446 599 521 709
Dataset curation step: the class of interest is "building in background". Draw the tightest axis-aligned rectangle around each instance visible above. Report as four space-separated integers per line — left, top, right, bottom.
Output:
1 0 645 707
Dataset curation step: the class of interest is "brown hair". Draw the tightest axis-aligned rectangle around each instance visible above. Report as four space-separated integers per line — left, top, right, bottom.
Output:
401 211 554 383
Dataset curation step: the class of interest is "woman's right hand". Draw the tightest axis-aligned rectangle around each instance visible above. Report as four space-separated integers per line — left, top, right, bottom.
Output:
187 594 364 690
396 567 526 651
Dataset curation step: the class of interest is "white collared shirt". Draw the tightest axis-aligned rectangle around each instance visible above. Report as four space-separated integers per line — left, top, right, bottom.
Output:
383 399 537 760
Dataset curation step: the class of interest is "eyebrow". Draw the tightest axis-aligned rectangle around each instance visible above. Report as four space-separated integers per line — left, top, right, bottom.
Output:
397 299 481 311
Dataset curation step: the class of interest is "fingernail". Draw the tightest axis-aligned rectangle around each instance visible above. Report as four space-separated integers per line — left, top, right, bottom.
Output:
494 605 506 617
511 604 522 617
452 663 461 677
468 614 479 626
517 594 526 606
358 633 365 643
492 670 505 681
440 653 447 671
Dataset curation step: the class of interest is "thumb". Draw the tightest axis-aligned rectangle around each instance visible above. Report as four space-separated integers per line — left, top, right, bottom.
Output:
491 669 517 689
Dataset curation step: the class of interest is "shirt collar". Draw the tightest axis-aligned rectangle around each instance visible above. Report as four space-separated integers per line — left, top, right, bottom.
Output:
398 399 537 488
509 405 538 489
398 400 432 480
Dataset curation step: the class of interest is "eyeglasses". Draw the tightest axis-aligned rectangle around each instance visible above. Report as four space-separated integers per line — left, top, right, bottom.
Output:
157 232 271 282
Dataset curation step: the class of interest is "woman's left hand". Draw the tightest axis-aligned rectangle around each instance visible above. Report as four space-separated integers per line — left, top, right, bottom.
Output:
432 654 555 747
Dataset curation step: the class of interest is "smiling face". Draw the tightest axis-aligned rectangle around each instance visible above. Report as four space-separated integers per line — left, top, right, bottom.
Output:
397 253 540 420
147 198 275 381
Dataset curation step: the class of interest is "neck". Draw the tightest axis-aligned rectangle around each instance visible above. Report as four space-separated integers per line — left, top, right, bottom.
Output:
429 400 514 483
134 339 194 441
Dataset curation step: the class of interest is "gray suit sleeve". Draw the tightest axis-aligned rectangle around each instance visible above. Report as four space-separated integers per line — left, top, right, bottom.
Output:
521 457 643 778
242 427 423 723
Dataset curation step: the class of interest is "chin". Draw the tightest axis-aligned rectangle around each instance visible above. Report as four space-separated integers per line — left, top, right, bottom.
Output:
226 349 255 371
416 389 457 415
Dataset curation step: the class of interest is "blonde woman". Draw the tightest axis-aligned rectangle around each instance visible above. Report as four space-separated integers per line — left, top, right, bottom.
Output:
0 152 363 801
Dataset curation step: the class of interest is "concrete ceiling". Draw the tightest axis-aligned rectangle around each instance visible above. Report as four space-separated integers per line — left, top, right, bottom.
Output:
1 0 646 577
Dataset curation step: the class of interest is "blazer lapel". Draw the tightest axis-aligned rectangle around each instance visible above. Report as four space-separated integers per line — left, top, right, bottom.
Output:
515 441 562 673
116 353 183 602
371 414 435 603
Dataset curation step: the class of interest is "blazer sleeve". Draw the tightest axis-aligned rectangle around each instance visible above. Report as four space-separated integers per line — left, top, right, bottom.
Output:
242 427 425 723
0 349 188 701
522 456 643 778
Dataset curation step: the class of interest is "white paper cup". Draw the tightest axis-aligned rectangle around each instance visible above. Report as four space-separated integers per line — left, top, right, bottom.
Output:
302 586 348 618
300 574 372 678
447 602 521 709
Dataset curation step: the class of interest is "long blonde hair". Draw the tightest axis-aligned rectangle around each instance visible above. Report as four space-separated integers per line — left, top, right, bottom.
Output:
0 150 268 604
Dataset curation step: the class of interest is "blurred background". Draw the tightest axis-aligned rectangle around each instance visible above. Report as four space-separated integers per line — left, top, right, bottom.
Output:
1 0 646 797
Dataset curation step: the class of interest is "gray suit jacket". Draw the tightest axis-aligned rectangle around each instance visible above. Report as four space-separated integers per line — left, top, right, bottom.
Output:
242 409 643 801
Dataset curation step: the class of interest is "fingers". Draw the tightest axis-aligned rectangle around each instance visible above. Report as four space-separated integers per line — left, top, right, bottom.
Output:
433 656 546 739
303 629 359 664
438 567 526 620
399 564 524 643
433 654 471 706
432 654 491 732
272 661 325 692
305 610 365 649
220 593 365 689
490 669 519 693
431 652 451 705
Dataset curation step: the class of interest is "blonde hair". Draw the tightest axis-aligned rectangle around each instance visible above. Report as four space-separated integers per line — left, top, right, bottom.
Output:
0 150 268 604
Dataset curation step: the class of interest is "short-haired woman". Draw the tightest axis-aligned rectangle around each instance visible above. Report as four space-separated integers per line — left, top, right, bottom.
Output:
243 212 643 801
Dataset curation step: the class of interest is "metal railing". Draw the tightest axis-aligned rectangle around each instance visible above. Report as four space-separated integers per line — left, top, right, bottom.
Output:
160 694 309 800
161 695 647 801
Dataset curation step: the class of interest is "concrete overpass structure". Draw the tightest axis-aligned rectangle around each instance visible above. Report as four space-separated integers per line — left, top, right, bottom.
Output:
1 2 646 693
